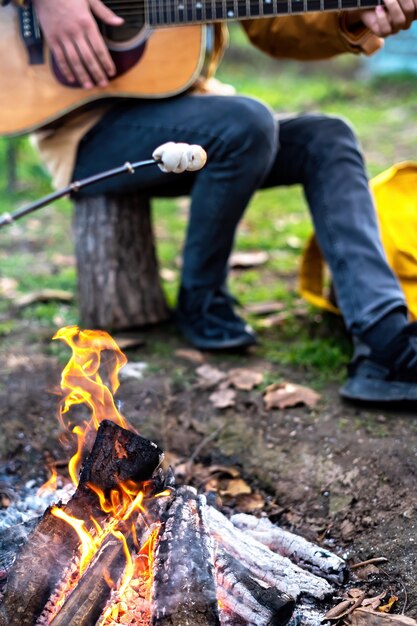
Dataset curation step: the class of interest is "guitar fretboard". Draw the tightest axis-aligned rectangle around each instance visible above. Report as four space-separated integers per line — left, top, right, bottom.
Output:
144 0 382 26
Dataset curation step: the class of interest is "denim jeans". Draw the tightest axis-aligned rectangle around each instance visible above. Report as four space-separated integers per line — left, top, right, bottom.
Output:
73 94 406 337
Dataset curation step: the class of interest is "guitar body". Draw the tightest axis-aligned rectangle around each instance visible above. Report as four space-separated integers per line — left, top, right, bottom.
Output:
0 6 207 136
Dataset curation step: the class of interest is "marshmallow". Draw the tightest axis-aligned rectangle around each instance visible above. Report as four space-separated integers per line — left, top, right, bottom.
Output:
152 142 207 174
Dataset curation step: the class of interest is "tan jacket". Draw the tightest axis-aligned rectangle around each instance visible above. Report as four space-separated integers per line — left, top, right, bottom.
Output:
33 16 383 189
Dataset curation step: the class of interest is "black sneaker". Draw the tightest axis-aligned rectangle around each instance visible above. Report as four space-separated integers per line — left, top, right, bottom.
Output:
340 322 417 404
175 286 257 350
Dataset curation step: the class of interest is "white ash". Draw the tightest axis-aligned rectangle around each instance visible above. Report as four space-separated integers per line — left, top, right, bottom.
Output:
0 480 73 532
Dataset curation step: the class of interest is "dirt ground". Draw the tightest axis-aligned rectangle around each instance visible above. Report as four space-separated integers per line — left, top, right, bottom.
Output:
1 323 417 620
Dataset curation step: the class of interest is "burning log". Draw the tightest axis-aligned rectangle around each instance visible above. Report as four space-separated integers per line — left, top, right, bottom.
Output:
151 486 220 626
47 533 135 626
207 506 333 601
0 421 163 626
231 513 348 585
215 548 296 626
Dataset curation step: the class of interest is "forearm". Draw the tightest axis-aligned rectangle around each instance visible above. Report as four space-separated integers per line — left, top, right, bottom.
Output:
241 13 382 62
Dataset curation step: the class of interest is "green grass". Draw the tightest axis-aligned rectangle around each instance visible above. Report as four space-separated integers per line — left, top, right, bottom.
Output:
1 33 417 379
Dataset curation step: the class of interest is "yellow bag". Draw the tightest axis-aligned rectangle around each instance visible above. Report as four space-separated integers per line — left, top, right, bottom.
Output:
299 161 417 321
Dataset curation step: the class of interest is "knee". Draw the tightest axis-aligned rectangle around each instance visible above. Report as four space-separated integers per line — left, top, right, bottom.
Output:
219 97 277 165
306 114 360 156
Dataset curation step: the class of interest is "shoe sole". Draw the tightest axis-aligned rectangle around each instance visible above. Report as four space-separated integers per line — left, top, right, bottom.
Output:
340 377 417 404
177 327 258 351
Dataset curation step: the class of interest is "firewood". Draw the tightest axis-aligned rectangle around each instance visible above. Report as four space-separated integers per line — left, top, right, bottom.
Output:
151 486 220 626
78 420 163 490
207 506 333 601
215 548 295 626
0 422 163 626
231 513 348 585
48 533 133 626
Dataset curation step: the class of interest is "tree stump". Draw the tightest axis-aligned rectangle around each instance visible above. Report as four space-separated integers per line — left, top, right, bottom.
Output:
73 193 170 330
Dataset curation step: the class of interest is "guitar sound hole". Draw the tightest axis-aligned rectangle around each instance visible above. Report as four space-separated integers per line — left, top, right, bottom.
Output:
100 0 146 43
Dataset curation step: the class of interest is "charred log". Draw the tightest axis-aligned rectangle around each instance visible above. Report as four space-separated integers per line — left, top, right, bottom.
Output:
151 487 220 626
48 533 133 626
207 506 332 601
215 548 295 626
231 513 348 585
78 420 163 491
0 422 163 626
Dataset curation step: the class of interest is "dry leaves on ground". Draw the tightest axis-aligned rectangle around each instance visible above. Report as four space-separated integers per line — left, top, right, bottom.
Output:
324 588 417 625
174 348 205 364
227 367 264 390
197 365 263 408
263 381 321 410
196 364 227 388
229 250 269 268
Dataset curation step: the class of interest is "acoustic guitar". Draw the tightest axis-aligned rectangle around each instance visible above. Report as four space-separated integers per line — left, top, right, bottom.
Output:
0 0 380 136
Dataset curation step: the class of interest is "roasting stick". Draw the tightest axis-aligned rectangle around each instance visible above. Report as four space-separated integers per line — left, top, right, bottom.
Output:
0 142 207 229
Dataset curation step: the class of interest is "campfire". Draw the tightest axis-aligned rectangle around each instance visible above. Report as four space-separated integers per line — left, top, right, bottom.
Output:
0 326 348 626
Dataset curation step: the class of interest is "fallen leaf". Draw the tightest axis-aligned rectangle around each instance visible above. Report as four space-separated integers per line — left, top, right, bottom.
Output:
347 607 417 625
244 301 285 316
0 277 18 298
340 519 356 542
227 367 263 390
209 388 236 409
206 465 241 478
378 597 398 613
229 250 269 268
160 268 177 282
355 564 381 580
362 591 387 610
348 589 367 599
13 289 74 308
196 364 226 388
174 349 205 364
235 492 265 512
220 478 252 497
204 477 220 492
263 382 321 410
323 599 355 620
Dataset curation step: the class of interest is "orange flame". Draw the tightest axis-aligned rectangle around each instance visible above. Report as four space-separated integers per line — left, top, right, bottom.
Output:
53 325 132 486
48 326 164 614
36 466 58 496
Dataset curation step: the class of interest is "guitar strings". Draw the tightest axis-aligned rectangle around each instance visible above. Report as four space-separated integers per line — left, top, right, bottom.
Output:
103 0 381 21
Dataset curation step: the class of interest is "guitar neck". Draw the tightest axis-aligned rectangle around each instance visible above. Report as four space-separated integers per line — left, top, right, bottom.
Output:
143 0 382 27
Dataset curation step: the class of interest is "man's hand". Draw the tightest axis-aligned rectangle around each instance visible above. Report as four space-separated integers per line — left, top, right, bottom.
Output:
32 0 124 89
345 0 417 37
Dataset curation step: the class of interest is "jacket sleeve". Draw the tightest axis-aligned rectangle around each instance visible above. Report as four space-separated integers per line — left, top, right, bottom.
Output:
241 12 383 61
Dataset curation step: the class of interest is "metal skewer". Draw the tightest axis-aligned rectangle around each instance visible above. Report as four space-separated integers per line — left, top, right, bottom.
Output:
0 141 207 229
0 158 158 230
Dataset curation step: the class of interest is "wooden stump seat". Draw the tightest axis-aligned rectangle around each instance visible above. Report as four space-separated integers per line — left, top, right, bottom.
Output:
73 192 170 331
